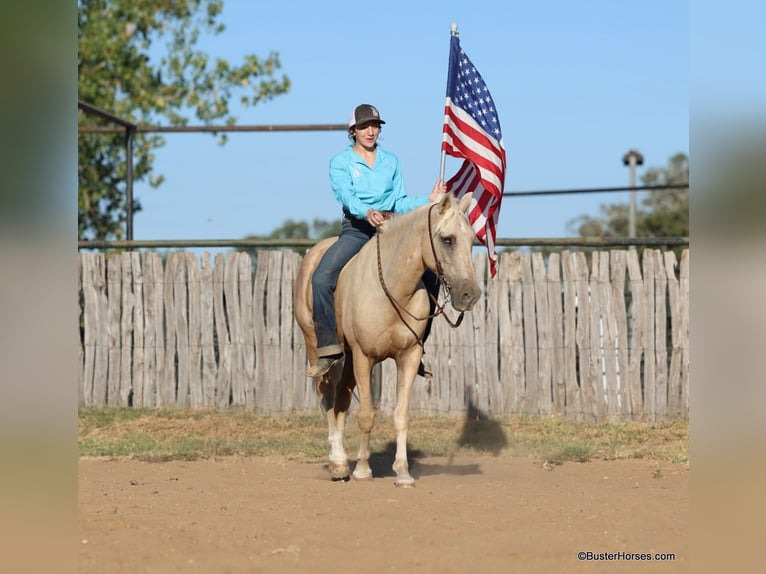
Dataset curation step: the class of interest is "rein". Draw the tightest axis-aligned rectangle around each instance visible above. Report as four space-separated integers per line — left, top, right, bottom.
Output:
375 204 465 348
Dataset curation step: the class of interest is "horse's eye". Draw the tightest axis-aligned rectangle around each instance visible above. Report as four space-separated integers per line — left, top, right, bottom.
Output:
441 235 454 247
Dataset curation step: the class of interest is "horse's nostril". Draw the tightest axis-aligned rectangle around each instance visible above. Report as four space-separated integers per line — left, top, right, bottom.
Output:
457 289 480 311
463 287 482 308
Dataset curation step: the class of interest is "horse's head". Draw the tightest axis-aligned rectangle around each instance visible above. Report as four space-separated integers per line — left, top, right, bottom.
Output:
427 193 483 312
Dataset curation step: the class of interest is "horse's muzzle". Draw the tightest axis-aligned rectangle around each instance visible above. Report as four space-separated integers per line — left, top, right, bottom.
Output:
451 282 482 312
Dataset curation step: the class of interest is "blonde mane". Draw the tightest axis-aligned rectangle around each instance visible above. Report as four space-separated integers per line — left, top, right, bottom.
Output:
381 195 467 237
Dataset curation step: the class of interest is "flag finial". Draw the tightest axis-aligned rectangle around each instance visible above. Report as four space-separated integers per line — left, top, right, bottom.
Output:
450 23 459 36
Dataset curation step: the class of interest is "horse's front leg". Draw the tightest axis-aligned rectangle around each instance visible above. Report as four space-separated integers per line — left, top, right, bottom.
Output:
351 353 375 480
392 349 421 487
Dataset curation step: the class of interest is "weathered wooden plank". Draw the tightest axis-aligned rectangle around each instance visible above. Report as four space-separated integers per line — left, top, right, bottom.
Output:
560 251 582 420
507 253 525 415
213 252 232 408
520 252 539 415
131 252 145 408
573 251 593 420
118 253 134 406
642 250 657 421
80 254 92 405
77 255 85 405
609 251 629 421
587 252 606 422
223 252 243 406
664 251 682 417
265 251 284 414
139 252 157 407
106 254 122 407
471 255 489 415
279 251 296 413
679 249 690 418
173 255 190 406
494 253 511 416
532 252 552 415
238 252 256 410
160 254 178 406
625 250 645 419
547 253 565 415
151 253 166 407
653 250 668 420
448 308 463 415
186 253 203 408
482 254 502 415
252 250 268 413
81 254 105 406
199 253 216 407
598 253 619 422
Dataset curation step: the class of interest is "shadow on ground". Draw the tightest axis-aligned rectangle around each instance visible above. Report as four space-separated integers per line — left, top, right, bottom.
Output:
361 397 508 479
364 444 483 479
455 397 509 456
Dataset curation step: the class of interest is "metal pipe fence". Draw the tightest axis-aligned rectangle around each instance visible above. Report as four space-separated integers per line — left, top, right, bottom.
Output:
78 237 689 251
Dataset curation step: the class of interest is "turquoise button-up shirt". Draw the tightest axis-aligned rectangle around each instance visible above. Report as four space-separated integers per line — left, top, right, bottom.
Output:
329 145 429 219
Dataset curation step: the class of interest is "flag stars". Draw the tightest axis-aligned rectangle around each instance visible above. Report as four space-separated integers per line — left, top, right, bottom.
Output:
448 42 503 141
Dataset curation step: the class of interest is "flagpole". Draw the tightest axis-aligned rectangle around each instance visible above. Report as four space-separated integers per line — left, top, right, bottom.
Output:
439 22 459 183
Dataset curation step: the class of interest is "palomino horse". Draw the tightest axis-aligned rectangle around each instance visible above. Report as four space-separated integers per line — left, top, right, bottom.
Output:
294 193 481 486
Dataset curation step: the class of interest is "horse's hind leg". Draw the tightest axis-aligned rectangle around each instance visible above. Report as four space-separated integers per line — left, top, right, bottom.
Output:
326 357 354 481
317 364 351 480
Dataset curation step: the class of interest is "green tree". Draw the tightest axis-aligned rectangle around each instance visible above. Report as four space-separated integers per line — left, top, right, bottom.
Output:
241 218 340 257
78 0 290 239
567 152 689 241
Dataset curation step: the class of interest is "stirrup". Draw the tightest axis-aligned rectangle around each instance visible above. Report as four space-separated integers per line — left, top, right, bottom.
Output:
417 361 433 379
306 355 342 378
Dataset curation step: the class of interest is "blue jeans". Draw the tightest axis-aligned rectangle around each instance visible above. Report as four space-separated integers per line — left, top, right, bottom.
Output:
312 216 376 357
311 214 440 358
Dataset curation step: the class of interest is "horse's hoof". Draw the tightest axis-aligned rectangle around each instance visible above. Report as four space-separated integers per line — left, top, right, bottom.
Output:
331 475 350 483
394 478 416 488
328 461 350 480
352 473 373 482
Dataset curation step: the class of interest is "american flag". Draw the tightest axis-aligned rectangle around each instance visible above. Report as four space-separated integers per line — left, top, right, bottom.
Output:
442 33 506 277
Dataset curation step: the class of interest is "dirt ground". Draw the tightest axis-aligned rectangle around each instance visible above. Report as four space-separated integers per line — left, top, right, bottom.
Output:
79 453 688 573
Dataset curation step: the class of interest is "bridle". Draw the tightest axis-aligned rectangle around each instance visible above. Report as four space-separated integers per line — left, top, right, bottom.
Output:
375 204 465 350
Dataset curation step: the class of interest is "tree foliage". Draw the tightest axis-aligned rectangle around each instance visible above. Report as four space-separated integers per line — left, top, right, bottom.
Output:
78 0 290 239
241 218 341 257
567 152 689 240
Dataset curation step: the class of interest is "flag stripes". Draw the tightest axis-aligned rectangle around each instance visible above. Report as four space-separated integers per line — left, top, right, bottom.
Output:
440 32 506 277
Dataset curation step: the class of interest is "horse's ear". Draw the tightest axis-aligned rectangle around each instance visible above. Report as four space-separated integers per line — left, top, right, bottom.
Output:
437 192 451 214
459 192 474 213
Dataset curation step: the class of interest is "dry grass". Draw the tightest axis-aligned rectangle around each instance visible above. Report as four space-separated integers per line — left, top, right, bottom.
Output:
78 407 688 465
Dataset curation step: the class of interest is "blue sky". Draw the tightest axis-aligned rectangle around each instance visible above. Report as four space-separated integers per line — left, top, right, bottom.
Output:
132 0 688 250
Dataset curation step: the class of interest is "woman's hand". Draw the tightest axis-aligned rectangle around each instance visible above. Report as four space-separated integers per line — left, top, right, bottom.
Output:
429 178 448 202
366 208 387 227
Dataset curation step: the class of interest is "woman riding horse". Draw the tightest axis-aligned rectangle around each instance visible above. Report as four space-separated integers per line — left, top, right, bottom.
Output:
307 103 446 378
295 192 481 485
